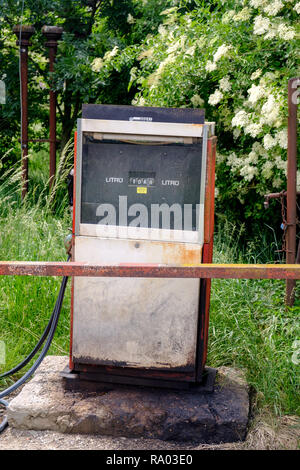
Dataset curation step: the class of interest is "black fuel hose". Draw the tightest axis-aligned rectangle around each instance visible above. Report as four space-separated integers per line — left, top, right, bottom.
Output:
0 257 70 433
0 399 8 433
0 310 56 379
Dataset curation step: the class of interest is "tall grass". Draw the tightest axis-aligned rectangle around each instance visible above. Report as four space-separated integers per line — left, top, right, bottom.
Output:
0 152 299 418
0 148 72 389
209 222 300 415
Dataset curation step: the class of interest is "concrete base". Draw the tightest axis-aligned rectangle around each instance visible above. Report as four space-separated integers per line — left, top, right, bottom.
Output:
7 356 249 444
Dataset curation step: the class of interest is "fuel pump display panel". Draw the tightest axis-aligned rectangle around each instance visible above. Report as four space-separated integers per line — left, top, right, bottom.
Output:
80 138 202 231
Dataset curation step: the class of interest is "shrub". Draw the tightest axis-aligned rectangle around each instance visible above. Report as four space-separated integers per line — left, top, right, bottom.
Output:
124 0 300 226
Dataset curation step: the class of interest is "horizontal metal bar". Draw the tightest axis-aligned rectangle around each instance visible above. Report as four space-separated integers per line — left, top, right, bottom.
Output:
27 139 61 143
0 262 300 279
264 191 300 200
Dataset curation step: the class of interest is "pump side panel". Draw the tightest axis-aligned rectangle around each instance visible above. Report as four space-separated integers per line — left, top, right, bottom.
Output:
72 236 201 371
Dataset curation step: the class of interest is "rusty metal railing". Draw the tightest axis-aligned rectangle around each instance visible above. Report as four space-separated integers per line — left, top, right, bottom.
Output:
264 77 300 305
12 24 63 196
0 261 300 280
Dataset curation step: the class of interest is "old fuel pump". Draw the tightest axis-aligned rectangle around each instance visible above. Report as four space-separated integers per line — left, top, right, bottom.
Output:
67 104 216 389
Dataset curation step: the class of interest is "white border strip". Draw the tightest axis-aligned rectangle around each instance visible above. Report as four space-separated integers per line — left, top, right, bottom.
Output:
198 125 208 245
79 223 199 244
81 118 204 138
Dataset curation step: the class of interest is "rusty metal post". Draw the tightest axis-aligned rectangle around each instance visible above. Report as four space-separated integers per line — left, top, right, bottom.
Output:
13 25 35 199
41 26 63 189
286 77 299 306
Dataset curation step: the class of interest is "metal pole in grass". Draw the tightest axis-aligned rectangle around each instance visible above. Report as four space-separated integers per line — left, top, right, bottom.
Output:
12 25 35 200
41 26 63 190
286 77 300 307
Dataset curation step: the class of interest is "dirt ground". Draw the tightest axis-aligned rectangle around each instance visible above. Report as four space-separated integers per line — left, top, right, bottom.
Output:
0 414 299 450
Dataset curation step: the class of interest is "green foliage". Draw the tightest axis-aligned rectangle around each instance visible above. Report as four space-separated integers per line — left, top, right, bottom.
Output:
124 0 300 227
0 0 178 166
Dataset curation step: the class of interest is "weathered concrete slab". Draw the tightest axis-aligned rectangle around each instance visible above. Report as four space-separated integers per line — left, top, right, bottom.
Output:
7 356 249 444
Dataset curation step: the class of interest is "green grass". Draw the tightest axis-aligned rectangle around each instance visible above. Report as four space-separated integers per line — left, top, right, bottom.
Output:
0 148 72 390
0 152 299 418
208 224 300 415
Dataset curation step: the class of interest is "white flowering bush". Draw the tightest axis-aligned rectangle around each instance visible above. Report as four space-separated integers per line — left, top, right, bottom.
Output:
126 0 299 222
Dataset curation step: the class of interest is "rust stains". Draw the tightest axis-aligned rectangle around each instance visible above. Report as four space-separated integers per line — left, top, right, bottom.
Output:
1 261 300 279
161 242 201 266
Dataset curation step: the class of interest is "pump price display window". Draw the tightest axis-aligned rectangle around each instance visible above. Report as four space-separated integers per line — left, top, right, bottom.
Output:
70 105 216 388
80 135 203 234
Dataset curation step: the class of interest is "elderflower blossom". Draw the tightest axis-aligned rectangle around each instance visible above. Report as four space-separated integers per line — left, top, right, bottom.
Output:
127 13 135 24
247 84 266 103
250 0 268 8
244 123 263 137
240 164 258 182
104 46 119 61
205 60 217 72
91 57 104 72
185 45 196 56
138 48 154 60
147 54 176 87
248 151 259 164
261 160 274 179
227 152 241 171
31 122 43 133
263 0 284 16
252 141 264 154
219 76 231 92
167 40 181 54
294 3 300 14
158 25 167 36
251 69 262 80
213 44 231 62
277 23 296 40
275 155 287 172
191 94 204 107
253 15 270 35
233 7 251 22
232 110 249 128
264 25 277 39
275 129 288 149
273 176 283 188
233 128 241 139
216 152 226 163
261 94 280 125
137 97 146 106
222 10 235 24
263 134 276 149
208 89 223 106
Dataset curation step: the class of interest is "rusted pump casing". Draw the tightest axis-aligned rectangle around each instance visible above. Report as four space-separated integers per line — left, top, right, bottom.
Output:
68 105 216 388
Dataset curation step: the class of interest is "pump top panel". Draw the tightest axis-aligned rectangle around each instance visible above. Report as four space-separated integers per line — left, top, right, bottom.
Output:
82 103 205 124
71 104 216 386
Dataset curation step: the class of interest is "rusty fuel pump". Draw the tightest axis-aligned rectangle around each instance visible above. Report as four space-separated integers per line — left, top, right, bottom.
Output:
0 104 217 433
62 104 217 390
